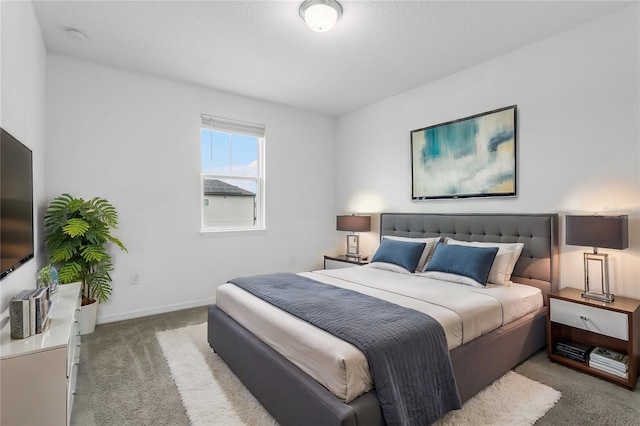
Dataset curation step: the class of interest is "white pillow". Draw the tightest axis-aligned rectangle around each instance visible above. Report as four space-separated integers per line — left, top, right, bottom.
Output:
418 271 485 288
381 236 440 273
363 262 413 275
444 238 524 286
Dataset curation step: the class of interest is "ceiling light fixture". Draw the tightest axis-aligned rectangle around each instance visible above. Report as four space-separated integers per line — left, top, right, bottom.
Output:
65 27 87 41
299 0 343 33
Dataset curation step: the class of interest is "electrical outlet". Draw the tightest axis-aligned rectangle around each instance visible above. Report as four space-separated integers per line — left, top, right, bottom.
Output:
289 256 296 265
131 273 140 285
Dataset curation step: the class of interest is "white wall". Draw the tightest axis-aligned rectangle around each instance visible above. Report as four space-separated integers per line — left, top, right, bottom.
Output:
336 6 640 299
45 55 336 323
0 1 47 311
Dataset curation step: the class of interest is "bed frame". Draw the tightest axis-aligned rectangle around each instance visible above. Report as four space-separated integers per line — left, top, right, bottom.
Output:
208 213 559 426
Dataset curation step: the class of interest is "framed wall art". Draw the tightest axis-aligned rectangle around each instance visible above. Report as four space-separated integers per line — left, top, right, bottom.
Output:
411 105 517 200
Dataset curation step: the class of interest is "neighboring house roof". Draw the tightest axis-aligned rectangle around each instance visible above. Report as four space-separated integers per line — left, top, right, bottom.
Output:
204 179 255 197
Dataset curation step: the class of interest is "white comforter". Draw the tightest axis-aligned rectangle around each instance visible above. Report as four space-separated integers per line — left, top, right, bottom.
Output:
216 265 542 402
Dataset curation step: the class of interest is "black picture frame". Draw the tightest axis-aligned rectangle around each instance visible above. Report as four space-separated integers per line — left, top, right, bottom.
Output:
411 105 517 200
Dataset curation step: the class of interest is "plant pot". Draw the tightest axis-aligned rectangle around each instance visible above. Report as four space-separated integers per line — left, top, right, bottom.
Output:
79 299 98 335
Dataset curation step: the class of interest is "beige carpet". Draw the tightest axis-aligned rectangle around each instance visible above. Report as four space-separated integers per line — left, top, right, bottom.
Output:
157 323 561 425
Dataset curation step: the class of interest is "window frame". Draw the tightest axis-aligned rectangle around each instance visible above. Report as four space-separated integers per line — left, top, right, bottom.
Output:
200 114 266 235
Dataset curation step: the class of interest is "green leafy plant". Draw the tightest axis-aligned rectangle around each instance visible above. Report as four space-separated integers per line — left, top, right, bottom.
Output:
44 194 127 304
37 264 54 287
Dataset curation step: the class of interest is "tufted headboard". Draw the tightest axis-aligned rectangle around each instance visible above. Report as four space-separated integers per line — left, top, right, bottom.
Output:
380 213 559 304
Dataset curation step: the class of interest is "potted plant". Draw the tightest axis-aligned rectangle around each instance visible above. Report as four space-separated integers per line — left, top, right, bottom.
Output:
44 194 127 334
37 264 59 295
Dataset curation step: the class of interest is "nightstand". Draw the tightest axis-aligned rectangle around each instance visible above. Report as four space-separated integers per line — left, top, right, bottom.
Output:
323 255 369 270
547 288 640 389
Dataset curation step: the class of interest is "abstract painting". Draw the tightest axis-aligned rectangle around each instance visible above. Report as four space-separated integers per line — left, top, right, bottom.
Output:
411 105 517 200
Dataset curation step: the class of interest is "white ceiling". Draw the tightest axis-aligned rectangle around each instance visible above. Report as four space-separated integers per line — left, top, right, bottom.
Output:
32 1 634 117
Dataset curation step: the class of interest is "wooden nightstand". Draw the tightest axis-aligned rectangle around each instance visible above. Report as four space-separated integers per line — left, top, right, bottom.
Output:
547 288 640 389
323 255 369 270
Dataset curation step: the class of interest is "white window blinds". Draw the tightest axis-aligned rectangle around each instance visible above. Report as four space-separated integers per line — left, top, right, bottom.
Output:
201 114 265 138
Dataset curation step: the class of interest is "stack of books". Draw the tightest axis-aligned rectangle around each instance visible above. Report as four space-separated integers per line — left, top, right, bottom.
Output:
589 347 628 379
554 340 593 363
9 288 51 339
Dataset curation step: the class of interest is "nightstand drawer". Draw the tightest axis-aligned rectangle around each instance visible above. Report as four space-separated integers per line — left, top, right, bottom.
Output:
550 298 628 340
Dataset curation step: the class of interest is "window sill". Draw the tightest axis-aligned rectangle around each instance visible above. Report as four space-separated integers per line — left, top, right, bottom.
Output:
200 227 266 237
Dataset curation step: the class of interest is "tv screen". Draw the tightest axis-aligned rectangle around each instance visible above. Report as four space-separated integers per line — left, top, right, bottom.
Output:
1 128 34 280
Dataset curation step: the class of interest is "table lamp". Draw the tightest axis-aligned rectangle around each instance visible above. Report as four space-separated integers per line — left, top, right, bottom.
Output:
336 215 371 259
565 215 628 302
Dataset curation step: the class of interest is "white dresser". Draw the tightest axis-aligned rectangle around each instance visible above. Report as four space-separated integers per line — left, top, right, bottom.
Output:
1 282 82 426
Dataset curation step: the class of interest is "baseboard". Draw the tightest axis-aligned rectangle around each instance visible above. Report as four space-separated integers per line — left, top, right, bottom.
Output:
96 297 215 324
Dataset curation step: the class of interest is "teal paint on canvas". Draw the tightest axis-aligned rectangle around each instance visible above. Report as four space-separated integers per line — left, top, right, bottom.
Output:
421 119 478 163
411 106 516 199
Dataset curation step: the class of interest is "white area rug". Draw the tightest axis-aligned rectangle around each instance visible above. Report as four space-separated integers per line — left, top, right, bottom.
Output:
157 323 561 426
434 370 561 426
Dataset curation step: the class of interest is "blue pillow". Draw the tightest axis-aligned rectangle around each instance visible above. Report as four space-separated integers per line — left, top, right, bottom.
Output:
424 242 499 286
370 238 427 272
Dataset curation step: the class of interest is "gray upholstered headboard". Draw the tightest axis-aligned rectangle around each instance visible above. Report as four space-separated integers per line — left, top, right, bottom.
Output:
380 213 559 304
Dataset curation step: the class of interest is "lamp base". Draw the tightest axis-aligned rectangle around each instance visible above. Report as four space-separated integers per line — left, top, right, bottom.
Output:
345 253 364 260
582 252 614 303
345 234 361 258
582 291 615 303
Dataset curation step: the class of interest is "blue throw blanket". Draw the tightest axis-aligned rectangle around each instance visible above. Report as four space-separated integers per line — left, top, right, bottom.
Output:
230 273 461 426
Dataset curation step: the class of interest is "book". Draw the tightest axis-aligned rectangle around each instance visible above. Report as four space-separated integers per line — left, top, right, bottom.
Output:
556 341 593 356
590 347 628 371
590 359 628 378
591 357 628 372
9 290 32 339
589 357 628 372
555 347 587 363
40 315 52 334
25 289 38 336
33 287 49 334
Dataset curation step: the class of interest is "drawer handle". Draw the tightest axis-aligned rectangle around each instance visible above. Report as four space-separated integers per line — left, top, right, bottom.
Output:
580 315 590 321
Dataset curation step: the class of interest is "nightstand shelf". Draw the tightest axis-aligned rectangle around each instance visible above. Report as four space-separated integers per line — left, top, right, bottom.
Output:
323 255 369 270
547 288 640 389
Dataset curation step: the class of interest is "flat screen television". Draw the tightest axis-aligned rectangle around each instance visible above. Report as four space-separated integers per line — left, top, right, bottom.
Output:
1 128 34 280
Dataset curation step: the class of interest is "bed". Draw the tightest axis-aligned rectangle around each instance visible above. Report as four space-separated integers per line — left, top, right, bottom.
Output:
208 213 559 425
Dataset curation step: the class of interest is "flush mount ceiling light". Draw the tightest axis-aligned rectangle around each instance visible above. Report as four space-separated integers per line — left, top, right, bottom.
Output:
299 0 343 33
65 27 87 41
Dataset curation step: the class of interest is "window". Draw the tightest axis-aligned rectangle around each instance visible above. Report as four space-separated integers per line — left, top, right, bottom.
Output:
201 114 265 233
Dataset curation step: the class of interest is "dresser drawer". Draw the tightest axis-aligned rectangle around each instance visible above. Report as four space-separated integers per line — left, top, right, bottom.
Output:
550 298 628 340
67 297 82 380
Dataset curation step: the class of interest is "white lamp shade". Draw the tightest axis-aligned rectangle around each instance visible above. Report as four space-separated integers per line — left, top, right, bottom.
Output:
300 0 342 33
